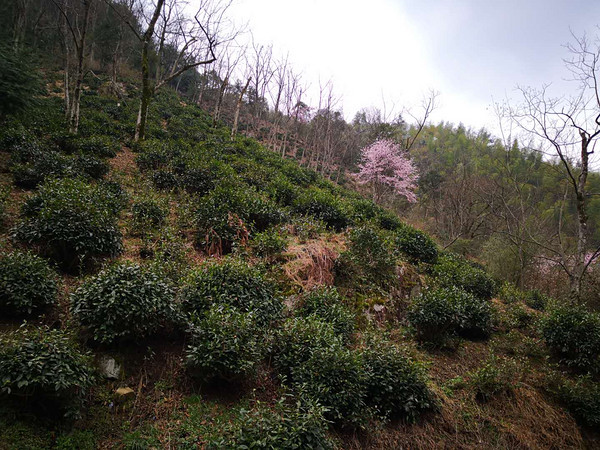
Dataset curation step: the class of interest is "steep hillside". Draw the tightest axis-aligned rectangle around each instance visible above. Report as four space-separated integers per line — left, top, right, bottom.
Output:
0 75 599 449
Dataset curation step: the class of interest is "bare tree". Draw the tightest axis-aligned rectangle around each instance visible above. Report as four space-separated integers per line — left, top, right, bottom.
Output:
231 76 251 140
52 0 93 134
106 0 233 141
508 32 600 301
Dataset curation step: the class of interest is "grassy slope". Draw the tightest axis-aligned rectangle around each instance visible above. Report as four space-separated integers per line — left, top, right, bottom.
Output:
0 75 597 449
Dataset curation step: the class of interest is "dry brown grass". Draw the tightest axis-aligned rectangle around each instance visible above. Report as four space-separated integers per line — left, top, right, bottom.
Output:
282 235 345 290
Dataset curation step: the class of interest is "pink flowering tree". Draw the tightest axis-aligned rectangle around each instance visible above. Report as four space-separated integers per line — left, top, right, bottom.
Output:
356 139 419 204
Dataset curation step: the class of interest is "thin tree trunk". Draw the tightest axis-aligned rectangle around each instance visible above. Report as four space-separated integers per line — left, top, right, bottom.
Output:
213 75 228 126
231 77 251 140
68 0 91 134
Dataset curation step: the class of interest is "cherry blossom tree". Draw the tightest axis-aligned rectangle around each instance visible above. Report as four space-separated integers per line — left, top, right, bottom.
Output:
356 139 419 204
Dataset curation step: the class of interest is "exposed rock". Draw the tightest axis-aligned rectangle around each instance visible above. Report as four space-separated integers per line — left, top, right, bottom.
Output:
114 387 135 402
98 355 121 380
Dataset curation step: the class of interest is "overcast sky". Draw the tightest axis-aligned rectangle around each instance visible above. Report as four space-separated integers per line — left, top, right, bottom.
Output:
228 0 600 134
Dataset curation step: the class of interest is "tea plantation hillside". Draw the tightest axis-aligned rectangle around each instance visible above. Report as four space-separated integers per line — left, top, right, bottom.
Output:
1 76 599 449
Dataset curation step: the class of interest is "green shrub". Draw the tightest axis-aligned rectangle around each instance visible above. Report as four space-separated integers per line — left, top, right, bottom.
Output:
208 397 333 449
408 286 493 343
179 166 217 195
345 198 381 224
375 210 404 231
250 228 287 258
135 146 170 172
291 344 367 427
180 258 282 325
131 199 167 230
73 135 119 157
11 151 72 188
194 184 284 252
293 188 349 231
467 355 518 401
393 224 438 264
0 184 9 223
554 375 600 427
0 251 58 316
505 303 534 329
70 262 176 344
297 287 355 341
408 287 457 344
74 154 109 180
0 327 94 410
498 282 522 304
12 178 122 271
266 175 298 206
3 127 41 162
540 305 600 372
98 179 129 215
525 289 549 311
152 170 179 190
0 45 42 118
454 290 494 339
55 431 96 450
361 336 435 420
431 253 497 300
185 305 264 381
273 316 341 379
289 216 326 241
149 227 190 282
335 226 397 290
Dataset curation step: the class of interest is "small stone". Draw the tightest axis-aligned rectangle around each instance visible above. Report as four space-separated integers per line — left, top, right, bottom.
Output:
115 387 135 402
98 356 121 380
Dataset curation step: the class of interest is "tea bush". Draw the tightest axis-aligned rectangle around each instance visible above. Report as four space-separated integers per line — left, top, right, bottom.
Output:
393 223 438 264
0 251 58 316
70 262 176 344
362 336 435 420
525 289 549 311
272 316 341 379
11 151 72 188
291 344 368 427
297 286 355 341
194 184 284 252
12 178 122 271
0 327 94 409
208 397 333 449
266 175 298 206
131 199 167 230
98 179 129 215
74 154 109 180
293 188 349 231
185 305 264 381
250 228 287 258
375 209 404 231
75 135 119 158
180 258 282 325
554 375 600 427
431 253 497 300
498 282 522 304
335 226 397 290
540 305 600 372
152 169 179 190
408 286 493 343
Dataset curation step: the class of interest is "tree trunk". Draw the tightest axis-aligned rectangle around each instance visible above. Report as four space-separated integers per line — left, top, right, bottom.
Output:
134 0 165 142
68 0 91 134
231 77 251 140
213 75 228 126
569 134 590 303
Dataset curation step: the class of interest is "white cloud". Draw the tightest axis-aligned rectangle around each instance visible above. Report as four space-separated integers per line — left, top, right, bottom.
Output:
227 0 600 134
